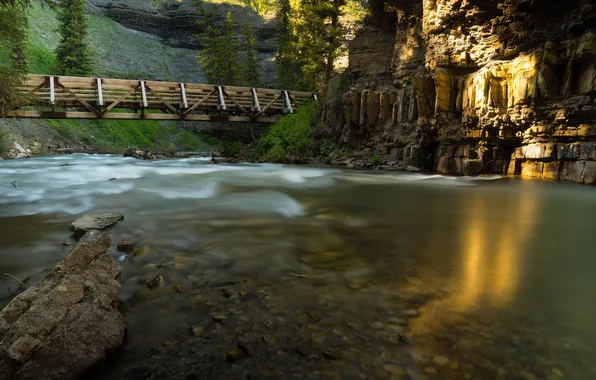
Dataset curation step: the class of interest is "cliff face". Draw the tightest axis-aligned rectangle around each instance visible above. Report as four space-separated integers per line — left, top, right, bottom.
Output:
322 0 596 183
86 0 277 83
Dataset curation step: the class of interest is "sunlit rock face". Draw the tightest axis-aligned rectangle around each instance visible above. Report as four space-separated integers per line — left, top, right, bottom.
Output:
322 0 596 183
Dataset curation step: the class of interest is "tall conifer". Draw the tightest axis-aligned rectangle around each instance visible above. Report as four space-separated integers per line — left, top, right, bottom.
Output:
274 0 299 89
241 22 263 87
55 0 93 76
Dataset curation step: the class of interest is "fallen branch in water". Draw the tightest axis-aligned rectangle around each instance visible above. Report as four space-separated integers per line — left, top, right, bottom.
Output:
3 273 27 288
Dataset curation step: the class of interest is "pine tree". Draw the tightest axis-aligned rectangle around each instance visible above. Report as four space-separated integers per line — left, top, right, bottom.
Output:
197 12 241 85
55 0 93 76
274 0 299 89
217 12 241 85
196 9 219 83
241 22 262 87
0 3 28 72
295 0 343 93
0 2 29 116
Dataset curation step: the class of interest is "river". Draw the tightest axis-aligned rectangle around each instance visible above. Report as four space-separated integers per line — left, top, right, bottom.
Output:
1 154 595 379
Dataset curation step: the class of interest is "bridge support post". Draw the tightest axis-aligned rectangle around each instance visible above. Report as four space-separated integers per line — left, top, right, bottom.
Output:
217 86 226 111
139 81 148 109
179 83 188 110
283 91 293 114
48 76 55 105
251 88 261 114
96 78 104 107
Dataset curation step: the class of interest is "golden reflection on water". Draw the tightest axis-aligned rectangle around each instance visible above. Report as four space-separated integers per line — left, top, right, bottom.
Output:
456 187 538 311
409 186 539 336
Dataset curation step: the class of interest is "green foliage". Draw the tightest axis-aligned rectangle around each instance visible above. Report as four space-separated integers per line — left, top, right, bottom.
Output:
55 0 93 76
295 0 343 93
0 68 28 116
274 0 299 89
197 133 220 146
372 152 381 165
222 140 244 156
0 3 29 117
47 118 208 152
257 101 318 161
197 11 241 85
241 22 262 87
0 129 11 154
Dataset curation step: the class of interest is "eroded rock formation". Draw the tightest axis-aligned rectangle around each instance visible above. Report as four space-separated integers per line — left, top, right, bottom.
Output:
322 0 596 183
0 231 125 380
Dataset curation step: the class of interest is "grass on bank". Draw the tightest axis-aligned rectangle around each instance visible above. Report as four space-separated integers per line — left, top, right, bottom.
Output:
47 118 216 152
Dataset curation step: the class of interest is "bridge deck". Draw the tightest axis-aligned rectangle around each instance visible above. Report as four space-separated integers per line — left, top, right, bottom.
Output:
6 75 317 123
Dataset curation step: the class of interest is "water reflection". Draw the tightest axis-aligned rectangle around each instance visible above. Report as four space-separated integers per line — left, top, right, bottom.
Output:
411 186 539 336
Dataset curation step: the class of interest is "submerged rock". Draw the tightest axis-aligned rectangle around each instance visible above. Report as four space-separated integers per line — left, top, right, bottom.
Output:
117 237 138 253
69 214 124 237
0 230 125 380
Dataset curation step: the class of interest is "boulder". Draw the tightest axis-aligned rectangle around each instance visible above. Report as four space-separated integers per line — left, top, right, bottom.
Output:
0 231 125 380
116 237 138 253
69 214 124 238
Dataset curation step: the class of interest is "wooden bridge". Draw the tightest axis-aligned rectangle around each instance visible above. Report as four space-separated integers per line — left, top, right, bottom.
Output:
6 75 317 123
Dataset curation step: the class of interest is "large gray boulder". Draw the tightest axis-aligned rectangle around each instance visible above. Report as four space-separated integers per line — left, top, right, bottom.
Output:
0 231 125 380
69 214 124 238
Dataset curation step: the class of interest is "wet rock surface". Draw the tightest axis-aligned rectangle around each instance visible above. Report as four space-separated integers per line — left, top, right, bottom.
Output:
0 231 125 380
70 214 125 237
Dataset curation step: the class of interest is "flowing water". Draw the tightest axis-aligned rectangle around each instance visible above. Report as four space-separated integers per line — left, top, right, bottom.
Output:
1 154 596 379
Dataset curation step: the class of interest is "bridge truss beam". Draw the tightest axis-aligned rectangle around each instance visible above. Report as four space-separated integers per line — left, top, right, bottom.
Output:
7 75 317 123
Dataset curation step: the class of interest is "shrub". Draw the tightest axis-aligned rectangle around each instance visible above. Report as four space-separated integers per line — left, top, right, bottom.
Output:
257 101 318 161
222 141 244 157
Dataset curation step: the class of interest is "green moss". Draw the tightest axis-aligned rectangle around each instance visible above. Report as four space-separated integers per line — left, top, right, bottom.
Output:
256 101 318 161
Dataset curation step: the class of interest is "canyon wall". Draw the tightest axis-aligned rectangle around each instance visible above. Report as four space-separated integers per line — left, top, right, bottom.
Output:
322 0 596 183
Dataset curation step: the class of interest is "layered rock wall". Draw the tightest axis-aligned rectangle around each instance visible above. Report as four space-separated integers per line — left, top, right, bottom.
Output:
322 0 596 183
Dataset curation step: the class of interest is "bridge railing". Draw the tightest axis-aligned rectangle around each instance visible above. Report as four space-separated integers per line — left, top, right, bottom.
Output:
8 74 317 123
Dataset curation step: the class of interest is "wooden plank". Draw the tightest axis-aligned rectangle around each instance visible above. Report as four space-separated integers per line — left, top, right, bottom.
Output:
104 85 138 112
146 85 178 114
6 110 280 123
183 90 215 116
223 90 248 115
56 81 97 112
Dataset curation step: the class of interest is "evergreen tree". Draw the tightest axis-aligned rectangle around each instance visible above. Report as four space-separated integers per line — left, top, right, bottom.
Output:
295 0 343 93
241 22 263 87
197 12 241 85
0 2 29 116
274 0 299 89
10 7 28 73
55 0 93 76
0 3 28 72
217 12 241 85
196 8 219 82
